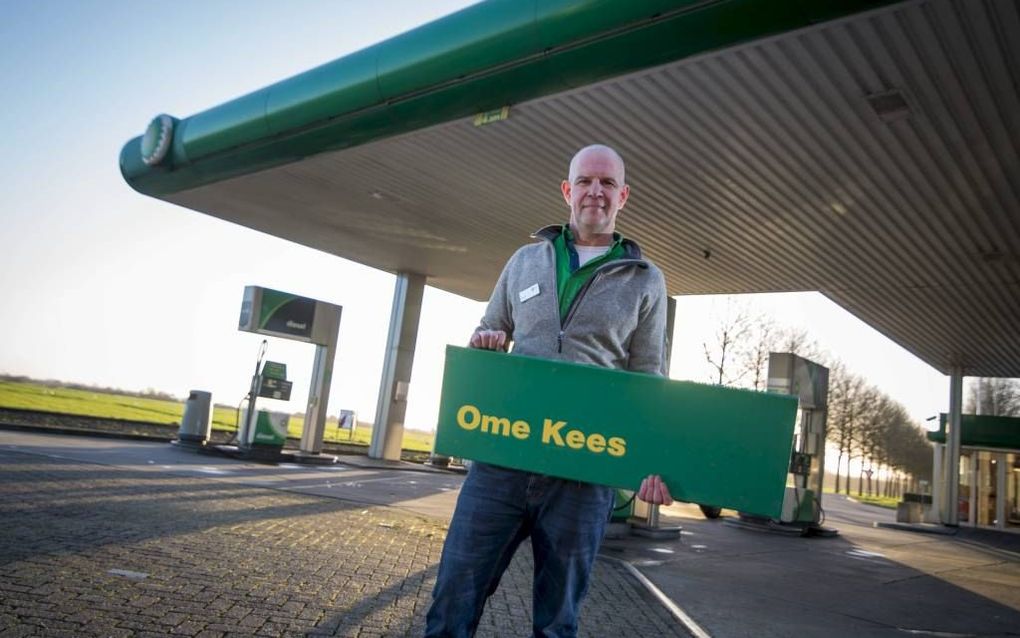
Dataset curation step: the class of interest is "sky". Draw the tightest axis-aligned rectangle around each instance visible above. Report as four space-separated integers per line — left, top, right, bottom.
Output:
0 1 950 436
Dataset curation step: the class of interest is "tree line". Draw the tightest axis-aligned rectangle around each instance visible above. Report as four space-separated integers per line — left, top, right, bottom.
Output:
0 373 181 402
966 378 1020 417
698 299 932 499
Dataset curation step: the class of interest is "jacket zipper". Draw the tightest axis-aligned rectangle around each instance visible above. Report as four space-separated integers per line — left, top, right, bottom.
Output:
557 259 645 353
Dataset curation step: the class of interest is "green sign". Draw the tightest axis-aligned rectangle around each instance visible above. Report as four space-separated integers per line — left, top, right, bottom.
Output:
473 106 510 127
262 361 287 381
435 346 799 518
929 413 1020 450
258 377 292 401
259 289 315 339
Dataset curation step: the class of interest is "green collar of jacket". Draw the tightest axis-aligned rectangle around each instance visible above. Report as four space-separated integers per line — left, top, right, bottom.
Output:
553 224 626 321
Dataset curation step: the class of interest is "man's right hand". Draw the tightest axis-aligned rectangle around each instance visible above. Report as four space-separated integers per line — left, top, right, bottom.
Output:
470 330 508 351
637 474 674 506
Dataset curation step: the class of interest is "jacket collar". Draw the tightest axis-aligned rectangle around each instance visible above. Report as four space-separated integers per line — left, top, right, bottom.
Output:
532 224 645 261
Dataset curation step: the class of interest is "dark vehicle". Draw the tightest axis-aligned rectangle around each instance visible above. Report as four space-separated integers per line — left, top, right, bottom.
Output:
698 504 722 519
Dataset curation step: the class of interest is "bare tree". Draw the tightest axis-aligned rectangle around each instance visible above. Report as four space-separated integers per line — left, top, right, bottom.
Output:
699 304 936 497
848 389 931 497
966 378 1020 416
873 401 910 497
702 298 752 386
853 386 886 495
900 428 933 487
700 298 829 390
736 315 777 391
826 363 866 494
883 417 932 497
774 327 825 363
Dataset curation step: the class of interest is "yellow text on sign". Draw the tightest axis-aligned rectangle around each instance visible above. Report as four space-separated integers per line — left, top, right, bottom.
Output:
456 404 626 457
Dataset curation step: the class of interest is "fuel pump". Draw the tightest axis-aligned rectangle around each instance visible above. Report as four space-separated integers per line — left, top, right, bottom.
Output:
174 286 340 465
238 339 268 447
237 286 342 462
769 352 836 535
237 340 293 460
730 352 837 537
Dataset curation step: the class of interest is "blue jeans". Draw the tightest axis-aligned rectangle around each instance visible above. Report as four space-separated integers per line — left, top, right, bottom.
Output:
425 462 615 638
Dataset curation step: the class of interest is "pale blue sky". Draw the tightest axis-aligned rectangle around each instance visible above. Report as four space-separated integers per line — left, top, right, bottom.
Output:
0 1 949 431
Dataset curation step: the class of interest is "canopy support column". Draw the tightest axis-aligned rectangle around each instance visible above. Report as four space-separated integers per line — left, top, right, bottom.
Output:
943 368 963 526
370 272 426 461
300 340 337 455
931 443 943 522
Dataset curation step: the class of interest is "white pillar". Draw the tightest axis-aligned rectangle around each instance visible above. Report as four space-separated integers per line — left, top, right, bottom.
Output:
299 341 337 455
932 442 943 521
370 272 426 461
996 452 1007 530
945 369 963 526
968 459 977 526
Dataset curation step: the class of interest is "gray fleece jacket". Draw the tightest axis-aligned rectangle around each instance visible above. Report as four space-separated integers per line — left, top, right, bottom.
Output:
477 225 668 375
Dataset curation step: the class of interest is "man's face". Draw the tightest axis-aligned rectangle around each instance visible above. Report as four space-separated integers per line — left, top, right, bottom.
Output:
561 148 630 238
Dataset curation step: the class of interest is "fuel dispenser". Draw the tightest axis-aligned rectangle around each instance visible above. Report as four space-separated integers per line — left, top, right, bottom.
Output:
731 352 836 537
237 340 293 459
237 286 342 462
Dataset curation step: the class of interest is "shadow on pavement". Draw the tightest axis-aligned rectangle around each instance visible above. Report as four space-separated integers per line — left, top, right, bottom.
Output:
0 447 686 637
608 504 1020 637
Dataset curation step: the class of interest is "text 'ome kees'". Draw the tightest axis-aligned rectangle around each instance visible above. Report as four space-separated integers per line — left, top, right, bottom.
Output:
455 404 627 456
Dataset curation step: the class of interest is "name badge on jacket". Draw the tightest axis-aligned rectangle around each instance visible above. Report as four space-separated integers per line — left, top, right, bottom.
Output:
518 283 540 303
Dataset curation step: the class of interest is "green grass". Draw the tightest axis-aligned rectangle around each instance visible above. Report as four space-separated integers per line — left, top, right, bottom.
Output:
0 380 193 423
825 488 898 510
850 494 899 509
0 380 435 452
283 413 435 451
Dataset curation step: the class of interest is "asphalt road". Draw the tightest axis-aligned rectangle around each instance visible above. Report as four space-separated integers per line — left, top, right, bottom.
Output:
3 429 1019 638
0 430 465 520
0 431 683 637
627 496 1020 637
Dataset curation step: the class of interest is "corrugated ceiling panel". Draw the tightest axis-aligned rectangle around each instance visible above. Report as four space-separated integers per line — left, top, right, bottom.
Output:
170 0 1019 375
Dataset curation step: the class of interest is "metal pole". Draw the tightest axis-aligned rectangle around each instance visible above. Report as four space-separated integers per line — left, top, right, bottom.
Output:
665 296 676 375
973 377 982 528
300 341 336 454
996 452 1007 530
628 298 680 539
240 340 268 448
931 443 943 523
370 272 426 460
647 503 660 528
647 297 679 526
945 368 963 526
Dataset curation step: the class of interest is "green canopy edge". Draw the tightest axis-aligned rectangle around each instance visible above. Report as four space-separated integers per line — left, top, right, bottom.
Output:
119 0 894 197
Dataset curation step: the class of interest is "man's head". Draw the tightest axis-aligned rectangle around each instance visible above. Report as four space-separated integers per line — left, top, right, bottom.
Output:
561 144 630 244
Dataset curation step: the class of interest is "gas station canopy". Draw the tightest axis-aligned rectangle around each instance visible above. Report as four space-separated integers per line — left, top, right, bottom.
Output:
121 0 1020 378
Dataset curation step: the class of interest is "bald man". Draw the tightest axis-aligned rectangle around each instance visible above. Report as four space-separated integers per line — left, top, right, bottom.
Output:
426 145 671 638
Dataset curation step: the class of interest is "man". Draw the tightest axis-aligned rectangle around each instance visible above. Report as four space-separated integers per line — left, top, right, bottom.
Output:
425 144 672 638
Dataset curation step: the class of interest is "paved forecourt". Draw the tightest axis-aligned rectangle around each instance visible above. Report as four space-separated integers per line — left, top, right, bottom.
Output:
0 444 687 637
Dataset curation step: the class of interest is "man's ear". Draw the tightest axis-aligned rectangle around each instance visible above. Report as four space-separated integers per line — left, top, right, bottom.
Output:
618 184 630 210
560 180 572 206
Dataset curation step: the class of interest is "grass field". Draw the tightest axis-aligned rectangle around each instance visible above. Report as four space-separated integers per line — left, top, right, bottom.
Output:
848 493 899 509
0 380 435 452
825 488 898 509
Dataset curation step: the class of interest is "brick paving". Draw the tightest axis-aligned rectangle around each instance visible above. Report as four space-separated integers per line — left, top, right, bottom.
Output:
0 450 686 637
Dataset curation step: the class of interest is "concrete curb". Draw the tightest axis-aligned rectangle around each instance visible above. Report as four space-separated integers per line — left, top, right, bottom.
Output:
876 521 1020 561
875 521 959 536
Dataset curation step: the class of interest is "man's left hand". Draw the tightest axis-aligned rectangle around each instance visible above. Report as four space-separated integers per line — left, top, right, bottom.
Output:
637 474 673 506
